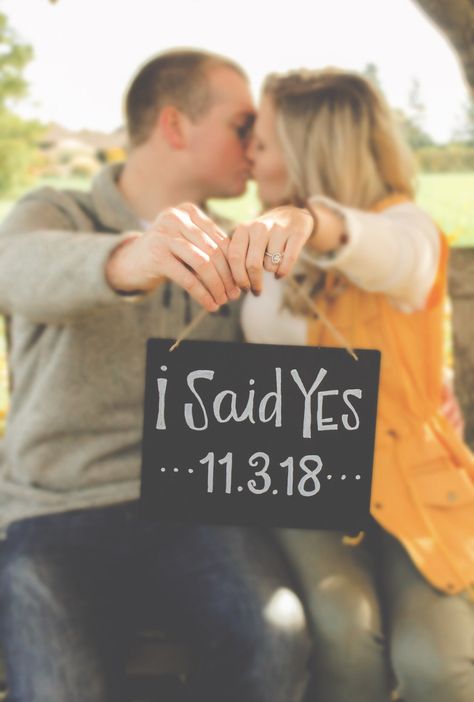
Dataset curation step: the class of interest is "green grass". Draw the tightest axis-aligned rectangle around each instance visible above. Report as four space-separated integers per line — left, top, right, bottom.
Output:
416 173 474 247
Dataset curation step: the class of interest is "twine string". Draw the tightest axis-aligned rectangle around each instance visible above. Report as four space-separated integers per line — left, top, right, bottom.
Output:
169 276 357 361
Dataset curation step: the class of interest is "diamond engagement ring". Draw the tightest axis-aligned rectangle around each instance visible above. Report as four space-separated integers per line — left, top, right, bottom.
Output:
265 251 283 265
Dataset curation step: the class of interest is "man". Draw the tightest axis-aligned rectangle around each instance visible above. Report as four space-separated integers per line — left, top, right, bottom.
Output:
0 50 308 702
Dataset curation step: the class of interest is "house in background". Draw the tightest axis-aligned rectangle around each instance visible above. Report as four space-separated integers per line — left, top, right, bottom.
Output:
38 122 127 177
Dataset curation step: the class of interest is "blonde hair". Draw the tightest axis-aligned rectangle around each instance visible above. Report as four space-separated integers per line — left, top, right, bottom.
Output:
263 68 416 208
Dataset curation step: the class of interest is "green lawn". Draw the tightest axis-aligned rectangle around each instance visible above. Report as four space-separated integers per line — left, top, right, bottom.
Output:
1 172 473 246
416 173 474 247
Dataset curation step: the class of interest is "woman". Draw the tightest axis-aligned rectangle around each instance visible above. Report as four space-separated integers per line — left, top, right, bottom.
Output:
227 69 474 702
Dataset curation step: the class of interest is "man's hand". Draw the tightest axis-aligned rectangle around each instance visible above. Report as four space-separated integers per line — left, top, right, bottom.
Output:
106 203 241 312
227 206 314 295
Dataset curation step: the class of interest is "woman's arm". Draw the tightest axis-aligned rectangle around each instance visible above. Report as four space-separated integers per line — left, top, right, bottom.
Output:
228 198 440 313
303 197 441 312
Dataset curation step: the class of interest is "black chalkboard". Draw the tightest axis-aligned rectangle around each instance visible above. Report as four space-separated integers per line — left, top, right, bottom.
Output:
140 339 380 531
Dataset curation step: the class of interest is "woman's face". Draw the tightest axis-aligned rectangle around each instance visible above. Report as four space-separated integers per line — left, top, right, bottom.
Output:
247 94 290 208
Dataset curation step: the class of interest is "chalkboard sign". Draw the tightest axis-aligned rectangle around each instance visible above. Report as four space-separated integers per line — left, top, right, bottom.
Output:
140 339 380 531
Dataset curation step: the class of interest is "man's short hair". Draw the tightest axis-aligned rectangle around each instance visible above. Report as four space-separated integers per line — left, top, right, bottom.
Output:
124 49 247 147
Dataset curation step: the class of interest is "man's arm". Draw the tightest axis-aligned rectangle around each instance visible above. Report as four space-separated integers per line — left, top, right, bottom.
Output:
0 194 239 324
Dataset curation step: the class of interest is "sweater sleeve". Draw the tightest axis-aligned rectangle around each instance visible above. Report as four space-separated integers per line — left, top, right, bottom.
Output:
303 197 440 312
0 188 137 324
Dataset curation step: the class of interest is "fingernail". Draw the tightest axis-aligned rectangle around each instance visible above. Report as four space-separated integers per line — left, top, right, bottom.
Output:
252 289 261 297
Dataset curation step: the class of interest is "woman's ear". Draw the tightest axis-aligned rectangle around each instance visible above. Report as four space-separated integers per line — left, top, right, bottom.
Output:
157 105 187 149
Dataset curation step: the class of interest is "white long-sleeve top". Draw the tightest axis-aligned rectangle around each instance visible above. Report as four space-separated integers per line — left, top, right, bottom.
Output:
241 197 440 346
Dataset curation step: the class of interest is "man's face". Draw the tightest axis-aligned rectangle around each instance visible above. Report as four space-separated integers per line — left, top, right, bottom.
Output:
184 67 256 200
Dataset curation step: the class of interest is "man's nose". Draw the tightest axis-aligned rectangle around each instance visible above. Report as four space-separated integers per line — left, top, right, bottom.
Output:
245 138 255 164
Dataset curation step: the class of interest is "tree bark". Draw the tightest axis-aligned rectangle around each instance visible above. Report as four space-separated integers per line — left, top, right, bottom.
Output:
448 247 474 449
413 0 474 92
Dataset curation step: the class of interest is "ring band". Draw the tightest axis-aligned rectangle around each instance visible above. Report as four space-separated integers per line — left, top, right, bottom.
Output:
265 251 283 265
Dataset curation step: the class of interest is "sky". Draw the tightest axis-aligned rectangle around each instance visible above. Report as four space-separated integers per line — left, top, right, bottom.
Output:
2 0 471 143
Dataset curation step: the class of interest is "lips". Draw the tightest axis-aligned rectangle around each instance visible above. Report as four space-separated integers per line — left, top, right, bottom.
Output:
237 170 251 183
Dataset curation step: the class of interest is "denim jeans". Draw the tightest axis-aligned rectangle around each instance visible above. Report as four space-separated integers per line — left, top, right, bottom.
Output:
0 503 310 702
279 524 474 702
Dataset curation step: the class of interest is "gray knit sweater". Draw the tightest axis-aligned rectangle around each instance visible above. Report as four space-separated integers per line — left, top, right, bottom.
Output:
0 164 242 532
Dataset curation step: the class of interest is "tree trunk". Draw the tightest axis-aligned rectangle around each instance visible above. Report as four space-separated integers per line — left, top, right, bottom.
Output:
448 247 474 449
413 0 474 92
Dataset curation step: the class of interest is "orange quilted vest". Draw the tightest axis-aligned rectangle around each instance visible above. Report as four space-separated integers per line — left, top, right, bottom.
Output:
307 195 474 595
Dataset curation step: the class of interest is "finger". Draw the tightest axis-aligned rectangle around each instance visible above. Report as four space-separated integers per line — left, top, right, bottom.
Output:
181 205 239 298
228 225 251 290
158 207 219 253
164 257 220 313
211 247 241 300
276 232 307 278
263 227 287 275
179 203 228 245
172 207 240 299
183 210 239 296
182 231 239 299
169 238 228 307
441 399 463 432
246 222 271 294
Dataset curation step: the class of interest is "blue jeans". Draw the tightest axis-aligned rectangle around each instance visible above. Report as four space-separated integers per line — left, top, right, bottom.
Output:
279 525 474 702
0 503 309 702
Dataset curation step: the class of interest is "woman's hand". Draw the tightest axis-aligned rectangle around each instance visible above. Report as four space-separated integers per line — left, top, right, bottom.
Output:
227 206 314 294
441 376 465 438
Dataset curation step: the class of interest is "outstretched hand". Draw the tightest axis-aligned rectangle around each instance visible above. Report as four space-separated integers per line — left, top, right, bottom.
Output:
228 206 315 294
106 203 241 313
106 203 316 312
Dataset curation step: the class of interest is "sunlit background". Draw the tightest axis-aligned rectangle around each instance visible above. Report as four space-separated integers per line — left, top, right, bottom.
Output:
2 0 470 141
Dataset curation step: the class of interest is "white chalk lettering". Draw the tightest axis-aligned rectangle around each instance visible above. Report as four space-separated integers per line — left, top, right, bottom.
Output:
212 383 257 424
290 368 327 438
317 390 339 431
213 391 238 423
342 389 362 430
184 370 214 431
155 376 168 430
259 368 282 426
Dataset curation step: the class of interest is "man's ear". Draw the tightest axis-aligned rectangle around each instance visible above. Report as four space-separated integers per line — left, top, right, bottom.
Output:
157 105 187 149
